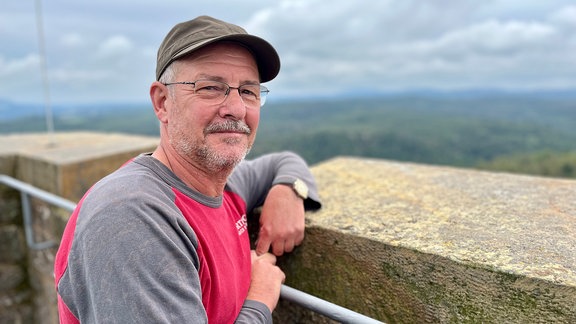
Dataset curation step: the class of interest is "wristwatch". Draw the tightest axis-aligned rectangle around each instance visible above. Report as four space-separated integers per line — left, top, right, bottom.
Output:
292 178 309 200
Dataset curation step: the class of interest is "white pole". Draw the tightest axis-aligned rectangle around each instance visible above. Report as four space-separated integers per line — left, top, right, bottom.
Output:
34 0 55 144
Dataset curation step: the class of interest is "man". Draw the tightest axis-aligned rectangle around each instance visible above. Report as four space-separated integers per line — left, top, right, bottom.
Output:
54 16 321 323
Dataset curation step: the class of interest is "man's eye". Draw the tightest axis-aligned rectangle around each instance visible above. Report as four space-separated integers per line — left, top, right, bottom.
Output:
240 87 259 98
198 85 224 92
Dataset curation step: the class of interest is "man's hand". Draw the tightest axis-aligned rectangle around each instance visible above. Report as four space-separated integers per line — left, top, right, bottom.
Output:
246 251 285 312
256 184 305 256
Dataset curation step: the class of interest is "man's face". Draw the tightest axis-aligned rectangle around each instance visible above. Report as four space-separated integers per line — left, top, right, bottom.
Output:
165 42 261 173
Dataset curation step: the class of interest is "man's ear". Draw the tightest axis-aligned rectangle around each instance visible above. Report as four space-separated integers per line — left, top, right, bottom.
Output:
150 81 170 123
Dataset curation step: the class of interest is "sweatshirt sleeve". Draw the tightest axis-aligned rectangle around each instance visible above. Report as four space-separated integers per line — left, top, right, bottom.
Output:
57 172 209 323
235 300 273 323
227 151 322 213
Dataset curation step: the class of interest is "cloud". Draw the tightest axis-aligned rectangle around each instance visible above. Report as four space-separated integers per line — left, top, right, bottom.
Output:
258 0 576 95
60 33 84 48
549 5 576 26
49 68 111 83
421 20 557 57
97 35 134 58
2 0 576 104
0 54 40 77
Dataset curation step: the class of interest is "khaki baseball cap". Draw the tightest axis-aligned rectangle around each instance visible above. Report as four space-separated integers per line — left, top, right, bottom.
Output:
156 15 280 83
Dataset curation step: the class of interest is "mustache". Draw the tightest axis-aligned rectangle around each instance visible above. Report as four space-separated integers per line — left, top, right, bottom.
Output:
204 120 251 135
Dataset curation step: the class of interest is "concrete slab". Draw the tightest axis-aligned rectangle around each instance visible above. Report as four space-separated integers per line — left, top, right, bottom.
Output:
310 156 576 287
0 132 159 165
278 156 576 322
0 132 159 200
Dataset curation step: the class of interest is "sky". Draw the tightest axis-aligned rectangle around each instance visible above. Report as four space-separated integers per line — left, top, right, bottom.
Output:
1 0 576 105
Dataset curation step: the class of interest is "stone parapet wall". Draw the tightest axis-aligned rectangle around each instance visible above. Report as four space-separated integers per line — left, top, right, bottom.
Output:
0 182 33 323
277 157 575 322
1 132 575 323
0 132 160 201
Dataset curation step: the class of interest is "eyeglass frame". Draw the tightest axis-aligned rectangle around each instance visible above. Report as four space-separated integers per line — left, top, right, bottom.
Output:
162 79 270 107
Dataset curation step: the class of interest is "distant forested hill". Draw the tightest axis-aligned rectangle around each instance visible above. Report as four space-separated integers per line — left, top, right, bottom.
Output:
0 102 159 135
251 96 576 172
1 95 575 178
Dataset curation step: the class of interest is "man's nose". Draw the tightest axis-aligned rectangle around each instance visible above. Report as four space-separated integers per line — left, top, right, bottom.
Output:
218 89 247 120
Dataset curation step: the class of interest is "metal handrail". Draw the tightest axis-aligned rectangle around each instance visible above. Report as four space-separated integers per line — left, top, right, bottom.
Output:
0 174 384 323
281 285 384 323
0 175 75 249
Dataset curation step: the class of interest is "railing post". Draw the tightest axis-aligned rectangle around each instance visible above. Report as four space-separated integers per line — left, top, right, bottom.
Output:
20 191 57 250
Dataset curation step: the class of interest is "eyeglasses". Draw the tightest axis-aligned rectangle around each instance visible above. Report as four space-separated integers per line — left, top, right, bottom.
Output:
163 79 270 107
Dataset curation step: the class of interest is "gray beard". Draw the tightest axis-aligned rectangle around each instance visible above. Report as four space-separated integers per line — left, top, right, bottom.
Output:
171 119 253 174
196 140 251 173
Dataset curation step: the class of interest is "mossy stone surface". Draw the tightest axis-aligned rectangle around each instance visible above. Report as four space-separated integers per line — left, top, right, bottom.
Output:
279 157 576 323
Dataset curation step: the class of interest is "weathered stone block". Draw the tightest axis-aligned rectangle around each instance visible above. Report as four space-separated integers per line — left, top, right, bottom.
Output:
279 157 576 323
0 226 25 263
0 264 26 291
0 182 21 225
0 132 158 201
0 155 16 178
0 297 33 324
0 199 20 225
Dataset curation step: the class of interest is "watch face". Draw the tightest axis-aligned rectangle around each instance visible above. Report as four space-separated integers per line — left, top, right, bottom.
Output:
294 179 309 199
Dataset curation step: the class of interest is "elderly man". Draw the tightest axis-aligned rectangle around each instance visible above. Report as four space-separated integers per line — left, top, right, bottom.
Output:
55 16 321 323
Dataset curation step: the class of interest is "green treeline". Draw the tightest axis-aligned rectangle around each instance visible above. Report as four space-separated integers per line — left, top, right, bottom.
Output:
250 96 576 179
2 95 575 179
477 151 576 178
